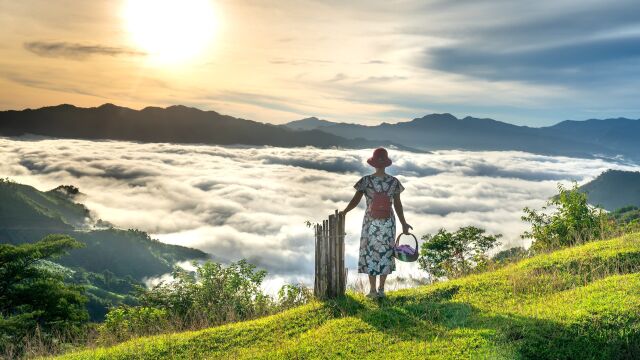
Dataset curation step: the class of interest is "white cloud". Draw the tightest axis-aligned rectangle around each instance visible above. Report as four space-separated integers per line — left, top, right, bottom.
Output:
3 137 640 288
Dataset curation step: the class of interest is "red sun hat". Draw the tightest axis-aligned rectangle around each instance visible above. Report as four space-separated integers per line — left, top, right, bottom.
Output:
367 147 392 168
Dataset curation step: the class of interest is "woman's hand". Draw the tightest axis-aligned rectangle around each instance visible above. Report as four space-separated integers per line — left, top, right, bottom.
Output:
402 222 413 235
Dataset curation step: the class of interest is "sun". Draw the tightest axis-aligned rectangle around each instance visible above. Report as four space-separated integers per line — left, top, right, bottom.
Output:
123 0 218 64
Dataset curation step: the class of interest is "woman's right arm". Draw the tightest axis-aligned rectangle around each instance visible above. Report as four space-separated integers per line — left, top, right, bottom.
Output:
340 191 363 215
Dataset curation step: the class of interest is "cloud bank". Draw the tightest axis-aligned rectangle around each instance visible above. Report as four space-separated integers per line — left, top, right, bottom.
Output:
2 137 639 288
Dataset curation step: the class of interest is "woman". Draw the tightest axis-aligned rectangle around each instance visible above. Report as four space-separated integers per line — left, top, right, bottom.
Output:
340 147 412 298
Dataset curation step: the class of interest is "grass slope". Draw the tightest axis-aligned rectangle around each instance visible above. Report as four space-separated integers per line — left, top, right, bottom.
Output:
54 233 640 359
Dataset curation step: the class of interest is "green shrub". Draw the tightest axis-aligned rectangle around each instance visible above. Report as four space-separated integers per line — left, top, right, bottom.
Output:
98 260 313 344
492 246 529 265
277 284 312 310
136 259 272 326
522 183 612 252
418 226 502 279
99 306 169 343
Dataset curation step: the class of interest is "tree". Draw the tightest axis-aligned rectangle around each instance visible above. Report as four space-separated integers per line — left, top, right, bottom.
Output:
0 234 88 354
418 226 502 279
522 183 611 252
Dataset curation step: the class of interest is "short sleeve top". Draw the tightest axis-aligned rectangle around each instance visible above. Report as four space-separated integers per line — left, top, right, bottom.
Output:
354 174 404 201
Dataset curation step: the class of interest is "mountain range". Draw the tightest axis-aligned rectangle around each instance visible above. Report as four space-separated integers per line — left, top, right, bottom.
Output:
1 104 639 161
285 114 640 161
0 104 414 151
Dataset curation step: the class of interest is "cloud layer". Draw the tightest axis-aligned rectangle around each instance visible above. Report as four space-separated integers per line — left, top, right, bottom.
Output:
3 137 640 289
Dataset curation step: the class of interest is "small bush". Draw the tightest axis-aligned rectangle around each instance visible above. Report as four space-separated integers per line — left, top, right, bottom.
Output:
99 306 169 343
98 260 312 344
492 246 529 265
277 284 313 310
418 226 502 279
522 183 613 252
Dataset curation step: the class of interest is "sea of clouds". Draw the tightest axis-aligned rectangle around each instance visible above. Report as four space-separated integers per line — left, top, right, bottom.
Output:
3 136 640 292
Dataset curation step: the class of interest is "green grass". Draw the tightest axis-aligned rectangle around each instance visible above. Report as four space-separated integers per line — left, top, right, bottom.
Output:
53 233 640 359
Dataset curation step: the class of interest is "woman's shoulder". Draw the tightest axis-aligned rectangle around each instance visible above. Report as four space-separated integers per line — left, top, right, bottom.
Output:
386 175 402 185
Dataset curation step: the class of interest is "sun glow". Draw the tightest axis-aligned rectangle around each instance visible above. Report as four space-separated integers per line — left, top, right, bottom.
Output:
123 0 218 64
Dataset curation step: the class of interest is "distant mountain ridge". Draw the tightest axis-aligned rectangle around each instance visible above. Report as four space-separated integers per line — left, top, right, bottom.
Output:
284 114 640 161
2 104 639 160
579 170 640 211
285 116 336 131
0 104 415 151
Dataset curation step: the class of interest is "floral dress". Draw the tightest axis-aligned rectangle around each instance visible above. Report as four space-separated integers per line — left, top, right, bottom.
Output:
355 174 404 275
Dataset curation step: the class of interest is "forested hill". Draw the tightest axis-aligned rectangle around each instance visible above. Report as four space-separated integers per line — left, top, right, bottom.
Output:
0 179 207 319
579 170 640 211
0 179 206 278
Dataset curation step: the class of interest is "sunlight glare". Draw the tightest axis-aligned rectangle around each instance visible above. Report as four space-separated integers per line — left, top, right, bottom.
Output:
123 0 218 64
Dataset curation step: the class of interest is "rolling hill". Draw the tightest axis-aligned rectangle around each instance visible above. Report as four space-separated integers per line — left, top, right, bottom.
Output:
284 114 640 161
579 170 640 211
0 179 206 277
54 233 640 359
0 104 414 151
0 179 207 319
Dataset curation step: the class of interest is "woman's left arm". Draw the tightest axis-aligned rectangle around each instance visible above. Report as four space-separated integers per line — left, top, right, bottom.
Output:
393 194 413 234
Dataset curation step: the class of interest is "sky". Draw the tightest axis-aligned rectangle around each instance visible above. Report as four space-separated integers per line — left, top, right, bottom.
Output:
3 137 640 290
1 0 640 126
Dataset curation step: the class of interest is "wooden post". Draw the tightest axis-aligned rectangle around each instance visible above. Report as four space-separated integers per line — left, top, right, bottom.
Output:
314 210 346 299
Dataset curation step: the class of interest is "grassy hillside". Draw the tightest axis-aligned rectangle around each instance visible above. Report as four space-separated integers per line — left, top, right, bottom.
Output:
54 233 640 359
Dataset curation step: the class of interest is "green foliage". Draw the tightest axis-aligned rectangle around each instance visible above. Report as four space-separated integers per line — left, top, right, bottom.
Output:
68 269 139 321
137 260 271 324
277 284 313 310
0 180 207 279
609 206 640 234
491 246 529 265
611 205 640 222
418 226 502 279
0 235 89 356
522 183 611 252
0 180 207 323
96 260 308 344
60 228 206 279
55 233 640 360
100 307 169 343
